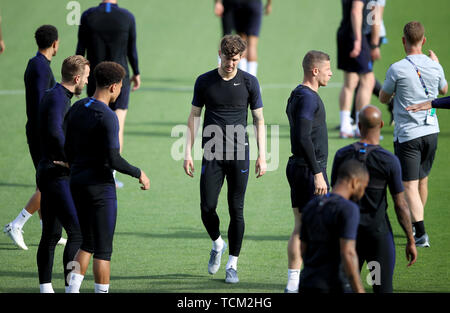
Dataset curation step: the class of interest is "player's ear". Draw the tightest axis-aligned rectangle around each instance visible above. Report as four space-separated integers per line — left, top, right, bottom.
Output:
422 37 426 46
312 67 319 77
380 120 384 129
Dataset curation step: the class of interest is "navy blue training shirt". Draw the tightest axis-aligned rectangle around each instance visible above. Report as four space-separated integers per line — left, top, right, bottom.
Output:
64 97 140 185
192 69 262 153
38 83 73 167
286 84 328 173
299 193 360 292
24 52 56 137
432 96 450 109
76 2 139 77
331 143 404 233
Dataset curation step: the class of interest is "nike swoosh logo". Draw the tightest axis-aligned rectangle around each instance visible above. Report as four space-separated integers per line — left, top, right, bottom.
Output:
233 83 241 86
240 169 249 173
98 289 108 293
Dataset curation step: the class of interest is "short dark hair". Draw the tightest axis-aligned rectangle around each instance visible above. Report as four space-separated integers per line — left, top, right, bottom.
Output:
94 61 126 88
336 159 369 182
61 55 90 82
220 35 247 57
302 50 330 72
35 25 58 50
403 21 425 45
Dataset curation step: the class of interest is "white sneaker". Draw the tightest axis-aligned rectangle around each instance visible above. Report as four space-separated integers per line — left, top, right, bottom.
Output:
3 223 28 250
57 237 67 246
208 242 227 275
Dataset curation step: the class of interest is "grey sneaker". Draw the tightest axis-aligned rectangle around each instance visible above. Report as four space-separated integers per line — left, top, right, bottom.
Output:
208 242 227 275
415 233 430 247
3 223 28 250
225 268 239 284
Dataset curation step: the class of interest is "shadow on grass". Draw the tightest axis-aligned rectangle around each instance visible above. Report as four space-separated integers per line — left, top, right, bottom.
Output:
116 229 287 242
0 271 284 293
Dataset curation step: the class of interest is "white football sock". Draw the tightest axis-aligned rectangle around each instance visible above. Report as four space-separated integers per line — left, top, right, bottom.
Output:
226 255 238 270
12 208 32 229
67 273 84 293
286 269 300 291
247 61 258 77
39 283 55 293
340 111 353 133
238 58 248 72
94 283 110 293
212 236 224 252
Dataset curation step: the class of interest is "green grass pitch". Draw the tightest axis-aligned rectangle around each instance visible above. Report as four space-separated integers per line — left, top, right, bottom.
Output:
0 0 449 293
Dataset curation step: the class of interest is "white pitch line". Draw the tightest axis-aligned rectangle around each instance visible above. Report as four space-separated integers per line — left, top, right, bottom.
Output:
0 82 343 96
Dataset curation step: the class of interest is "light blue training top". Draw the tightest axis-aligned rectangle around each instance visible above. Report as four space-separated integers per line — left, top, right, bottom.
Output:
382 54 447 143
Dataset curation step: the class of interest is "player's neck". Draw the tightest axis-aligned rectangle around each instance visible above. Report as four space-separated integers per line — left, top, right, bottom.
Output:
92 90 112 106
331 184 351 201
359 132 380 146
218 67 237 81
302 78 319 92
39 49 53 61
102 0 117 4
60 81 76 94
406 45 423 56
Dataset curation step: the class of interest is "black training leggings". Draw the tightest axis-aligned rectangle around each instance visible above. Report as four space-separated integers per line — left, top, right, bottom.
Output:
200 151 249 257
356 229 396 293
37 176 82 286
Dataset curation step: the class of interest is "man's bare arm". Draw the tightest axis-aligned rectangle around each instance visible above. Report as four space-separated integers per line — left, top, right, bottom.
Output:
340 238 365 293
251 108 267 178
183 105 202 177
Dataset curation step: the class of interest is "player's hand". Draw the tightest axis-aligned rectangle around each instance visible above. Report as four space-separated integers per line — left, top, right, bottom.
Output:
53 161 70 168
314 172 328 195
214 1 224 17
139 170 150 190
0 40 5 55
371 47 381 61
184 158 195 177
265 3 272 15
406 100 432 112
405 241 417 267
428 50 439 63
255 156 267 178
350 39 362 58
131 74 141 91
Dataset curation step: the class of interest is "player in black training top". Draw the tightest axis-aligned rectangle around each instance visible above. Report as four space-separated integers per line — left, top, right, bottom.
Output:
76 0 140 187
36 55 90 293
331 105 417 293
4 25 60 251
284 51 332 293
65 62 149 294
183 35 266 284
299 159 368 293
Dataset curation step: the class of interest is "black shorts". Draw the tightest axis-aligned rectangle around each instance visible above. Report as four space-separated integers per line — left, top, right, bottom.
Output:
394 133 438 181
70 183 117 261
337 30 373 74
231 0 263 36
87 75 131 111
286 157 329 212
222 0 235 35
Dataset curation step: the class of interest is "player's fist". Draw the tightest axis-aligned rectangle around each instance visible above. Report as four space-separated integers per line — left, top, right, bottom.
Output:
131 74 141 91
139 170 150 190
184 159 195 177
255 156 266 178
214 1 224 17
428 50 439 63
